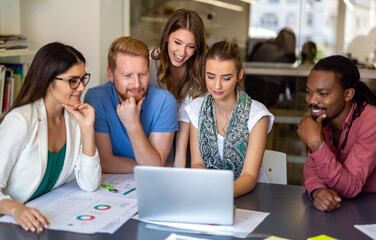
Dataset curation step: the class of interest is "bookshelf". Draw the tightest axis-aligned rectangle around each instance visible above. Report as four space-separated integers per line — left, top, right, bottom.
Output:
0 49 36 58
0 60 31 120
0 50 34 120
0 0 35 120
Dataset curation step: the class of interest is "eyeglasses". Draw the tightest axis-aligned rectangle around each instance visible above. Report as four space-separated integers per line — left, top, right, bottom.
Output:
54 73 91 89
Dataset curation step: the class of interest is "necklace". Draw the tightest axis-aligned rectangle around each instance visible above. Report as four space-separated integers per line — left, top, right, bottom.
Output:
214 102 231 136
216 115 230 136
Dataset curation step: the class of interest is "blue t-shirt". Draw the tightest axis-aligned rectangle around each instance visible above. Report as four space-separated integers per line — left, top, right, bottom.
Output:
84 82 178 159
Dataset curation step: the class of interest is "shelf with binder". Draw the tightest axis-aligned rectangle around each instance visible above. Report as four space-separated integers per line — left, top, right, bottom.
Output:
0 58 31 120
0 0 34 120
0 49 35 57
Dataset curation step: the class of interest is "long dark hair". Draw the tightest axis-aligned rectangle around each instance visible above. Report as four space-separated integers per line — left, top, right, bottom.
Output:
312 55 376 149
151 8 207 101
9 42 85 112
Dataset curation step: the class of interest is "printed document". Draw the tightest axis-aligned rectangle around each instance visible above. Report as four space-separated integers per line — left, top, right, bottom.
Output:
0 174 138 234
135 208 269 238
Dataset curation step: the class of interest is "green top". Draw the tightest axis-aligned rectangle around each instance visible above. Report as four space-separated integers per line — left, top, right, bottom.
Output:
29 143 66 201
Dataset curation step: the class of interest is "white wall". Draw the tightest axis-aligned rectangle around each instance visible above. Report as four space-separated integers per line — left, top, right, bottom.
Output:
18 0 127 91
100 0 124 85
0 0 21 34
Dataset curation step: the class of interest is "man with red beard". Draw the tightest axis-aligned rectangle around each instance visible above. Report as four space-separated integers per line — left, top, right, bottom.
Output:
85 37 178 173
297 55 376 212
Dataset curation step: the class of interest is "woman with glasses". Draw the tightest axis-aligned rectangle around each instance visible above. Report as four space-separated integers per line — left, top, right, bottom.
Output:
0 42 101 232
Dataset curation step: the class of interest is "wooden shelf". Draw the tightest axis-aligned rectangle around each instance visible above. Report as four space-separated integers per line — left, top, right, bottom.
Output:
269 108 307 124
244 62 376 79
0 49 36 57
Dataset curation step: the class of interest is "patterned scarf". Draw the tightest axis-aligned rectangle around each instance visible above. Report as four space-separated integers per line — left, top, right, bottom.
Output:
198 88 252 179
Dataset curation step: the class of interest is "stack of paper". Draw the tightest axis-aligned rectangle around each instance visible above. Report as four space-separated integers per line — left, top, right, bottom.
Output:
135 208 269 238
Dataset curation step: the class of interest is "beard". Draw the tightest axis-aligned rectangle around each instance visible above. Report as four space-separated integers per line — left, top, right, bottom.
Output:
113 81 146 103
320 116 330 126
309 104 330 126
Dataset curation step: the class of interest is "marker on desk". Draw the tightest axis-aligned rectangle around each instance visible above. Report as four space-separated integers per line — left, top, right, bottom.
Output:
123 187 136 196
36 220 40 234
101 183 118 193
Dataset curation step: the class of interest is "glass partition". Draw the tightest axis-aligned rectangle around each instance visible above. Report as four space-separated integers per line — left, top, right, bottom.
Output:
130 0 376 66
130 0 376 185
130 0 250 52
247 0 338 63
344 0 376 68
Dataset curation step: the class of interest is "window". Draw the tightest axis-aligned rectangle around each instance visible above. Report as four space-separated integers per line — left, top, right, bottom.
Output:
286 13 296 27
307 12 313 26
261 13 278 28
344 0 376 64
250 0 338 59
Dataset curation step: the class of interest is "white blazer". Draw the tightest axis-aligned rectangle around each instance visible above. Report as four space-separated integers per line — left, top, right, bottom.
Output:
0 98 101 203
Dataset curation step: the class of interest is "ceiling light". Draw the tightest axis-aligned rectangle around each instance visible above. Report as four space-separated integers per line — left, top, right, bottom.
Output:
344 0 354 11
240 0 256 4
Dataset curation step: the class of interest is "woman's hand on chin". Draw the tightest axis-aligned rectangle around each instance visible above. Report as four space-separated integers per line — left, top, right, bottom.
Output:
62 103 95 129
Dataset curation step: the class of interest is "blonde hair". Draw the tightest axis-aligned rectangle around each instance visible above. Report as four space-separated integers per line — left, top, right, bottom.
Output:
108 36 149 72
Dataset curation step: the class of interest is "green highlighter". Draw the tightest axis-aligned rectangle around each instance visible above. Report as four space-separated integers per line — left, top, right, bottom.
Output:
101 183 118 193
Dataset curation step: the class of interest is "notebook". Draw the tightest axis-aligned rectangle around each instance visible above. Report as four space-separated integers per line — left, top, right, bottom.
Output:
134 166 234 225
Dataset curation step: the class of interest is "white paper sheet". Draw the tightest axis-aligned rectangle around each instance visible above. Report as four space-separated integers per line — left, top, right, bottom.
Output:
136 208 269 238
53 174 137 199
354 224 376 239
165 233 211 240
0 174 138 234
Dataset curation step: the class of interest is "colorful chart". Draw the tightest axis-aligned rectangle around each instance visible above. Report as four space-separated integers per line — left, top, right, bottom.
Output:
94 204 111 210
76 215 95 221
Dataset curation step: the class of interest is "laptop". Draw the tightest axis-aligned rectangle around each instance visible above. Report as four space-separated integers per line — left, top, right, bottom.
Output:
134 166 234 225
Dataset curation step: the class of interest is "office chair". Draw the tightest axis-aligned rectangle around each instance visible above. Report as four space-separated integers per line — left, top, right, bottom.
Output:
262 150 287 185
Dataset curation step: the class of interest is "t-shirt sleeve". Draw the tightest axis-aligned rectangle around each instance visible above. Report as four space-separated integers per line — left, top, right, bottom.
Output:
177 96 192 123
185 97 204 129
149 55 159 86
152 92 179 132
248 100 274 133
84 89 110 133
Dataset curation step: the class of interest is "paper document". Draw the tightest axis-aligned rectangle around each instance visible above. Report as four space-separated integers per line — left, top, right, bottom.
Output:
0 174 138 234
136 208 269 238
165 233 211 240
354 224 376 239
53 174 137 200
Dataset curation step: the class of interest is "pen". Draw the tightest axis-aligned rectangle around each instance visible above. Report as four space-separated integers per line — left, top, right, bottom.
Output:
101 183 118 193
36 220 40 234
122 187 136 195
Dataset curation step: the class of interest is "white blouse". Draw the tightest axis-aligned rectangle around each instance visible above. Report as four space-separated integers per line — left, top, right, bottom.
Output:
185 97 274 183
149 56 191 123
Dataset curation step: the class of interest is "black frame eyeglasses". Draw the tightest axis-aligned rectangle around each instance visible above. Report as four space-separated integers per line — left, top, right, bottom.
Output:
54 73 91 89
